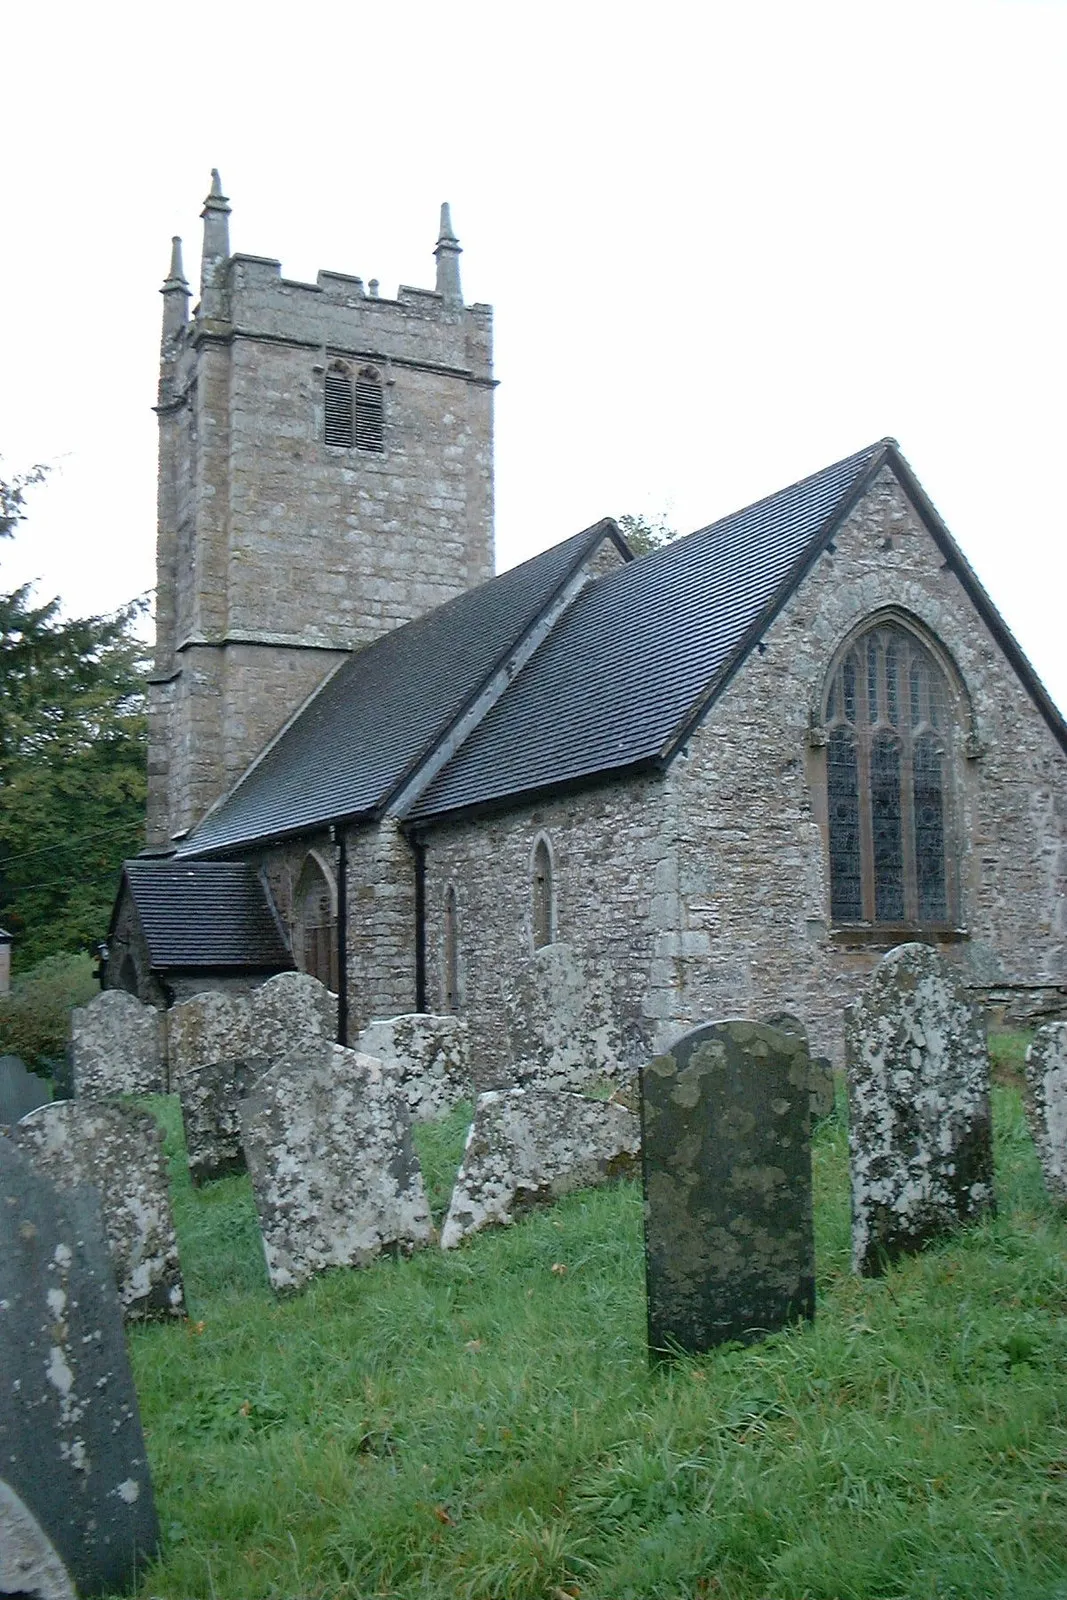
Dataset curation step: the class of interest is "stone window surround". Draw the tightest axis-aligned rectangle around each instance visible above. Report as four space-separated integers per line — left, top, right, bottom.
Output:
811 606 972 941
442 880 461 1013
322 358 386 454
530 833 556 951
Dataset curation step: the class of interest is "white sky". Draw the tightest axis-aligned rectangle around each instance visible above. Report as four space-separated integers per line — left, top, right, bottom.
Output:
2 0 1065 709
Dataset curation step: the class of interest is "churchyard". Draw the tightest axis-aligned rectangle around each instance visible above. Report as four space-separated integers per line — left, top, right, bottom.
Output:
2 958 1067 1598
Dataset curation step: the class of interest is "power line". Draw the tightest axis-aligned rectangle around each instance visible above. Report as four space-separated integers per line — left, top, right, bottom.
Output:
0 821 140 868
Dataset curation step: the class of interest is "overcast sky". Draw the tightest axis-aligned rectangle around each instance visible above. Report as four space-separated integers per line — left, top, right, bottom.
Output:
2 0 1065 709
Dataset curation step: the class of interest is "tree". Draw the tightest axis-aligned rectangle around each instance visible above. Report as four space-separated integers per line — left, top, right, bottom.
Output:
616 511 677 557
0 464 149 970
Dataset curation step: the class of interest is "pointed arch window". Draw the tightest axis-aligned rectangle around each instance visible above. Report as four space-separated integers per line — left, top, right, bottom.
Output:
295 854 338 990
532 837 554 950
443 883 460 1013
824 622 957 928
354 367 385 452
324 363 354 448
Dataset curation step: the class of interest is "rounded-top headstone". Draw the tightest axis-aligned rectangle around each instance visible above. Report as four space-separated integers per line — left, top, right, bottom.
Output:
69 989 165 1098
1024 1022 1067 1205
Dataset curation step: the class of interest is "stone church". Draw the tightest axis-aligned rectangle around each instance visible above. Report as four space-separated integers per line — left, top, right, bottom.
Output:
105 172 1067 1072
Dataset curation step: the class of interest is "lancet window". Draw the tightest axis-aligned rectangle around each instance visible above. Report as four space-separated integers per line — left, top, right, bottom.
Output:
295 854 338 991
532 837 554 950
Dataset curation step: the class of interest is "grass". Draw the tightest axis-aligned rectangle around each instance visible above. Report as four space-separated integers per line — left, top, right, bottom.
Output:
123 1044 1067 1600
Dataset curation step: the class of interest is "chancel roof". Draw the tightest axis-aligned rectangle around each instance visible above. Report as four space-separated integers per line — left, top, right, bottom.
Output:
118 860 294 971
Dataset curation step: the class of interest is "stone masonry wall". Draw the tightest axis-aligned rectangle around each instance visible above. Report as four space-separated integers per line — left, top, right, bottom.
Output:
149 252 494 845
665 466 1067 1066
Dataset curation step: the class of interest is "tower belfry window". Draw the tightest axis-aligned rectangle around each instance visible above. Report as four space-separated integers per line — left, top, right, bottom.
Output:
354 368 385 452
324 364 354 448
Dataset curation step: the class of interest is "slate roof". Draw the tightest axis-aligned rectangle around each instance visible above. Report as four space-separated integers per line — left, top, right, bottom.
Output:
180 520 625 857
117 860 294 970
409 440 891 820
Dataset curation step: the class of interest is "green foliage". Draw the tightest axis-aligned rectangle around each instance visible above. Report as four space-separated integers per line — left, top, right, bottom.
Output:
0 950 97 1072
0 464 148 969
616 511 677 557
124 1086 1067 1600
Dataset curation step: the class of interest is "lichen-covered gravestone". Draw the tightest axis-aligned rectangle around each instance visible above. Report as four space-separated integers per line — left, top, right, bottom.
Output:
0 1478 77 1600
1024 1022 1067 1205
762 1012 835 1121
0 1053 50 1126
640 1019 814 1358
12 1101 184 1320
440 1088 640 1248
0 1140 160 1595
846 942 994 1275
504 941 625 1092
357 1013 472 1121
248 970 336 1061
239 1044 434 1291
168 989 259 1183
69 989 166 1098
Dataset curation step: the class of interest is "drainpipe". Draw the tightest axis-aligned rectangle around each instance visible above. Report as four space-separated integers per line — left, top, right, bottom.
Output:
412 832 427 1014
333 825 349 1046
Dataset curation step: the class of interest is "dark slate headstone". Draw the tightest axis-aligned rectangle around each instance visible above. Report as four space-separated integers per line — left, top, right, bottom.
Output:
0 1140 160 1595
846 942 994 1276
0 1054 49 1127
640 1019 814 1360
762 1012 835 1121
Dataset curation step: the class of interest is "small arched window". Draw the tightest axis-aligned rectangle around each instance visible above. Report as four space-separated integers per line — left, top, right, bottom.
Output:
324 363 354 448
295 854 338 990
354 367 385 452
824 621 957 927
532 837 554 950
443 883 459 1013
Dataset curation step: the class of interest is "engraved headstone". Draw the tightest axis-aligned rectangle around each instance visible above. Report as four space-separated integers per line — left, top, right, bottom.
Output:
440 1087 640 1248
846 942 994 1275
0 1054 49 1126
239 1044 434 1291
0 1140 160 1595
70 989 166 1099
12 1101 184 1320
1024 1022 1067 1205
641 1019 814 1358
168 990 260 1183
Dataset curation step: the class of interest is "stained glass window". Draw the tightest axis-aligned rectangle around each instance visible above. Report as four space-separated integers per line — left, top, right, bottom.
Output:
823 623 955 926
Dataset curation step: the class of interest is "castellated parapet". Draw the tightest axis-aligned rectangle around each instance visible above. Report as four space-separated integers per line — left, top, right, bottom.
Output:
149 176 495 846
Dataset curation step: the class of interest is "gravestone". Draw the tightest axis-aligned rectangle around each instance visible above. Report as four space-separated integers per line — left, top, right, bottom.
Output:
357 1013 473 1121
12 1101 184 1320
239 1044 434 1291
247 970 336 1061
504 942 625 1092
0 1054 49 1126
763 1012 835 1120
1024 1022 1067 1205
0 1478 77 1600
640 1019 814 1358
846 942 994 1275
70 989 166 1099
168 990 259 1183
440 1087 640 1249
0 1140 160 1595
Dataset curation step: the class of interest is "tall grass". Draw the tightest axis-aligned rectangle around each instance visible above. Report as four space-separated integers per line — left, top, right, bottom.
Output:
125 1064 1067 1600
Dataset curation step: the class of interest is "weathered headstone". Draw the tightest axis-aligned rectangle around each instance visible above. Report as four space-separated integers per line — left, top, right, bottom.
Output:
12 1101 184 1320
69 989 166 1099
248 970 336 1061
640 1019 814 1358
168 990 259 1183
0 1054 50 1126
440 1087 640 1249
357 1013 473 1121
0 1141 160 1595
504 941 625 1092
1024 1022 1067 1205
239 1044 434 1291
846 942 994 1275
0 1478 77 1600
763 1012 836 1120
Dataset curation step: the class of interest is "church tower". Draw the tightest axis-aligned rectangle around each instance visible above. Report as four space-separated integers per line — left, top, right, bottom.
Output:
148 176 494 847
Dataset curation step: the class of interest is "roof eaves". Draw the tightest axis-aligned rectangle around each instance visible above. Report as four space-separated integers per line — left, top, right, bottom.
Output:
883 445 1067 758
180 805 376 860
405 753 662 833
655 442 894 765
